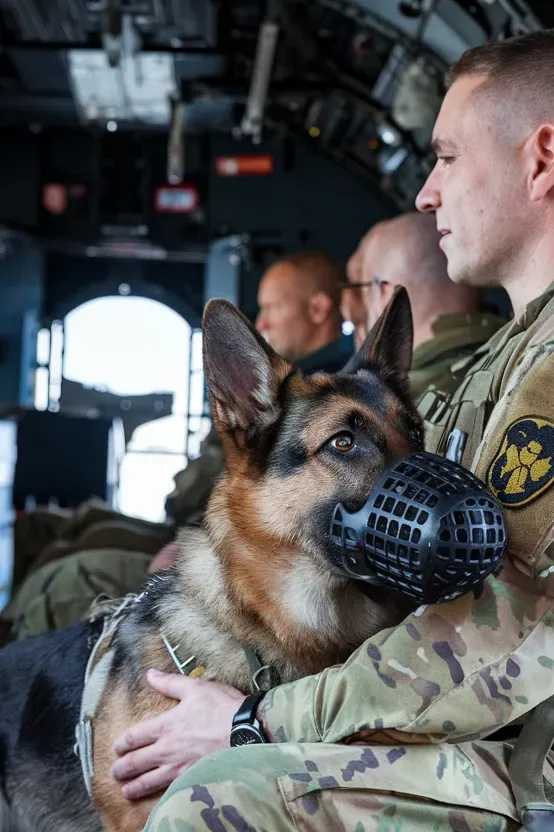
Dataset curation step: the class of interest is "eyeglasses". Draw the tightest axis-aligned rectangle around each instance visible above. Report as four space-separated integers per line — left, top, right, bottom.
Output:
339 278 390 290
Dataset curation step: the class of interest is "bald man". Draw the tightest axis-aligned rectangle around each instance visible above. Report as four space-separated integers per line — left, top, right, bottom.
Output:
256 251 353 375
342 212 506 399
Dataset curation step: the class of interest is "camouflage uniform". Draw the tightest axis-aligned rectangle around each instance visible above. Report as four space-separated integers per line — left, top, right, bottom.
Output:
3 501 171 641
12 499 170 585
2 548 152 642
144 287 554 831
11 504 72 592
409 310 505 400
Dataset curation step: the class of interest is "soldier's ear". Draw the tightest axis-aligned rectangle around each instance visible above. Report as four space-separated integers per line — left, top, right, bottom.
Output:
203 299 293 438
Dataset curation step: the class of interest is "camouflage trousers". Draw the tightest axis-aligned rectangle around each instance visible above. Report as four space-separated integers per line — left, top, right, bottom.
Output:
144 739 524 831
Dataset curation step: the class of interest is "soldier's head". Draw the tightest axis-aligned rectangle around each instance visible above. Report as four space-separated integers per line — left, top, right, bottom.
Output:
342 212 479 350
256 251 343 361
416 30 554 294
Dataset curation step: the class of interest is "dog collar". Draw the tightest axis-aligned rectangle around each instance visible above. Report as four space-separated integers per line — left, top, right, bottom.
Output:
242 645 273 691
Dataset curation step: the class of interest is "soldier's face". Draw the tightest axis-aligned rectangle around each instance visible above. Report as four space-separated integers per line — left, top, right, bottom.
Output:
256 264 315 361
415 75 528 288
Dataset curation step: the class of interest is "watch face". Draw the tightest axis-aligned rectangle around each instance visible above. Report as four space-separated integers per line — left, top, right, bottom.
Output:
230 724 265 747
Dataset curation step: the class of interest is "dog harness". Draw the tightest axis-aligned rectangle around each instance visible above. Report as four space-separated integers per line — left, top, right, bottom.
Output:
74 594 138 797
74 593 275 798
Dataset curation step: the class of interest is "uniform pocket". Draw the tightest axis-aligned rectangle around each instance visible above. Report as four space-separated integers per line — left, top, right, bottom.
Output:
278 742 518 831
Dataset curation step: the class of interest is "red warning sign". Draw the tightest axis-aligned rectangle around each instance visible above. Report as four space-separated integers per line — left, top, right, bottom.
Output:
216 155 274 176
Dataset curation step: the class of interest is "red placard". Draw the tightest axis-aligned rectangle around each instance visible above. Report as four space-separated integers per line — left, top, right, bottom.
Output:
154 184 199 214
216 155 274 177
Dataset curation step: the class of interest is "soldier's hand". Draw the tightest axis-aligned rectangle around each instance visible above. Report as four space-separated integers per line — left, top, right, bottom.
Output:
111 669 246 801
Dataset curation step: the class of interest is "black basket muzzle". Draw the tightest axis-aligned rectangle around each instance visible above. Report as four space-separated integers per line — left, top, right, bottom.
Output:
330 452 507 605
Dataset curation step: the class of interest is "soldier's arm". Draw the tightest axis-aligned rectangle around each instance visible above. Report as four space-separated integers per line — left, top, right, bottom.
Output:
260 350 554 745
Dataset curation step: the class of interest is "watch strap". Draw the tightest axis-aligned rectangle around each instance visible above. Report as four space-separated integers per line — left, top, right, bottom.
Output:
232 691 266 728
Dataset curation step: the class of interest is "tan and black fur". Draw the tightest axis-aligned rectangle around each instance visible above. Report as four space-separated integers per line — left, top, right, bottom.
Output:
0 287 424 832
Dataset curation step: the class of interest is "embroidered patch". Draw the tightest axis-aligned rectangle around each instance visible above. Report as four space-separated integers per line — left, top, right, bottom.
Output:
488 417 554 507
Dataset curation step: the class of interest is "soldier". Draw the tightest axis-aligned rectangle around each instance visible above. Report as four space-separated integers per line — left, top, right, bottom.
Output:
255 250 354 375
111 30 554 831
2 547 153 643
2 503 173 642
341 212 506 400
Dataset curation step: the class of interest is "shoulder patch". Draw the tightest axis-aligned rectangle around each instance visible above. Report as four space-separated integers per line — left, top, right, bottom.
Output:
487 416 554 507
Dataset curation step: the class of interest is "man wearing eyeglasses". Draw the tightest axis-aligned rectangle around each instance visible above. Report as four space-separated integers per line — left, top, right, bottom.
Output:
341 212 505 399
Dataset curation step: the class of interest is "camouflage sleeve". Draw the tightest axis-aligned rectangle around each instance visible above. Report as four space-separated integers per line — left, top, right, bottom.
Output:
473 341 554 579
261 565 554 744
260 350 554 745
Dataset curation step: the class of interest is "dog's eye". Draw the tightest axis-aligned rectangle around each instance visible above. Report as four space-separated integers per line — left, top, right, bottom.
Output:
330 432 355 453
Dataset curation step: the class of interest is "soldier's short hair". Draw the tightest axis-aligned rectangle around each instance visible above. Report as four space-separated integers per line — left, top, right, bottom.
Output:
449 30 554 128
278 251 343 306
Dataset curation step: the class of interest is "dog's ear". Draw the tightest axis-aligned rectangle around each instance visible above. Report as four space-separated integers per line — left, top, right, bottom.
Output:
203 299 293 435
342 285 413 379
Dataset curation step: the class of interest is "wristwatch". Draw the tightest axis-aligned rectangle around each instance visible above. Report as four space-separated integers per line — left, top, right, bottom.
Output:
230 692 267 747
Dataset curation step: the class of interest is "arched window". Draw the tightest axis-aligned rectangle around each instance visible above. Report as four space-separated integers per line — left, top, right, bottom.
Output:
36 295 208 521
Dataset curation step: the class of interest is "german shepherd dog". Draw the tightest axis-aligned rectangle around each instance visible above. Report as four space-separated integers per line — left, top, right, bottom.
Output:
0 287 423 832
